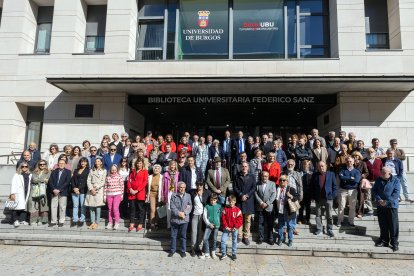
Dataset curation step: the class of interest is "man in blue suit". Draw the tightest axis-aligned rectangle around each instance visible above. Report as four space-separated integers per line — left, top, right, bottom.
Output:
103 145 122 171
382 148 403 179
48 158 72 227
231 131 246 166
179 156 203 195
310 161 337 237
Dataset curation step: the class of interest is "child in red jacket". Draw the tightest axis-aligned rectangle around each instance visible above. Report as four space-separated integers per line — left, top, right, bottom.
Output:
220 194 243 261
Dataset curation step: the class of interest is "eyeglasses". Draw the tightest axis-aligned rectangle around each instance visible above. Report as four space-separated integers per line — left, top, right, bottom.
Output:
281 179 288 182
90 150 97 152
39 164 46 166
110 149 117 151
21 165 28 168
287 163 295 166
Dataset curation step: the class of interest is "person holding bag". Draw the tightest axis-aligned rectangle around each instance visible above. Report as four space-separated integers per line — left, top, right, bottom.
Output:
10 162 32 227
29 160 51 225
276 174 299 247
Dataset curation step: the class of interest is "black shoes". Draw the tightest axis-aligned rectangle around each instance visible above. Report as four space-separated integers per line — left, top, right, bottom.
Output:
375 241 389 247
269 240 275 246
287 240 293 247
190 249 196 257
392 246 399 252
231 254 237 261
180 252 187 258
58 223 64 227
327 230 335 238
257 240 263 245
168 252 174 257
276 239 282 246
242 238 250 246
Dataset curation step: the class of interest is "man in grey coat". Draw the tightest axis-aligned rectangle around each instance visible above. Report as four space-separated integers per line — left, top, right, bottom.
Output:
255 171 277 245
168 181 192 258
283 159 303 235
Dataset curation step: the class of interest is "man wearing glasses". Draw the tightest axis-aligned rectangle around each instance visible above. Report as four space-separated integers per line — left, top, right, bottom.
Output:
103 145 122 171
283 159 303 235
389 139 413 203
89 146 98 167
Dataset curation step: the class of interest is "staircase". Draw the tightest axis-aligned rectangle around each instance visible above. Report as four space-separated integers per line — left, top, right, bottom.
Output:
0 200 413 260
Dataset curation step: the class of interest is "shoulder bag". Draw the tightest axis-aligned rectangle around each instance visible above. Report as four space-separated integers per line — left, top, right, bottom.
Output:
4 200 18 210
287 187 301 213
32 182 47 200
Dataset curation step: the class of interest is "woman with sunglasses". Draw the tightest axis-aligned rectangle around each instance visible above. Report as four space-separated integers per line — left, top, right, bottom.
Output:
10 162 32 227
29 160 51 225
70 157 90 227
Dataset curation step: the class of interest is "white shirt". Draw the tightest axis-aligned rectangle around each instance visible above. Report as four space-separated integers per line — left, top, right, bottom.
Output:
278 187 286 215
193 195 204 216
261 181 267 194
110 154 115 163
191 167 197 189
123 147 130 158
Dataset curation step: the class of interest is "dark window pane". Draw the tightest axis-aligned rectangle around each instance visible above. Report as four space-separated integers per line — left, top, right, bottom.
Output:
75 104 94 118
37 6 54 23
300 47 327 57
300 15 325 45
85 36 105 52
364 0 388 33
300 0 325 13
137 50 163 60
366 33 389 49
138 21 164 48
167 0 178 59
287 0 297 57
86 5 107 37
139 0 165 17
233 0 284 59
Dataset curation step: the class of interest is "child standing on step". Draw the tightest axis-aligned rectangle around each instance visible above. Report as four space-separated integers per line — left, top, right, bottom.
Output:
200 193 222 259
220 194 243 261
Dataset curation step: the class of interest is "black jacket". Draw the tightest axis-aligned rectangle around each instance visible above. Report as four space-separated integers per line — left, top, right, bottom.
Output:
70 168 90 194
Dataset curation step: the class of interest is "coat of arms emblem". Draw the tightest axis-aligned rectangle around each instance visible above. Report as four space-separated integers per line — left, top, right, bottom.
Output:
198 11 210 29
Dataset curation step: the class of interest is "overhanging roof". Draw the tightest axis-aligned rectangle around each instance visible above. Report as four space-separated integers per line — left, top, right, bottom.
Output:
46 76 414 95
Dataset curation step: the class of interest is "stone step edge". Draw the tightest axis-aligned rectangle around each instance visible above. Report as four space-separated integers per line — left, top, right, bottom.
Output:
2 239 414 260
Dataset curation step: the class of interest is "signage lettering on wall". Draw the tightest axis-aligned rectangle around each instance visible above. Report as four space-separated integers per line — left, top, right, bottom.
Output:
147 96 319 104
183 11 224 41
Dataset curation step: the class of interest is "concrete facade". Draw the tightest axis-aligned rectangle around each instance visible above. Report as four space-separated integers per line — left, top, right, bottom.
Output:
0 0 414 167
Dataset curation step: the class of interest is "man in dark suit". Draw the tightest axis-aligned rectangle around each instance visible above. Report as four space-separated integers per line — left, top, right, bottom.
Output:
158 144 177 172
48 158 72 227
260 134 273 155
310 161 337 237
179 156 203 195
255 170 276 245
206 157 231 205
222 130 232 172
231 131 246 166
16 150 37 171
233 161 256 245
103 145 122 171
19 142 41 163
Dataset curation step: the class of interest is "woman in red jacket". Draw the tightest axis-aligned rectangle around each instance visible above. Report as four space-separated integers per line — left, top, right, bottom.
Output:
262 152 281 185
161 134 177 153
127 159 148 232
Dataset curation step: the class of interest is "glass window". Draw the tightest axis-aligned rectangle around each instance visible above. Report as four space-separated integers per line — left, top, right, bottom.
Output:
137 21 164 48
139 0 165 17
300 16 325 46
364 0 389 49
35 7 54 53
167 0 178 59
233 0 284 59
178 0 229 60
300 0 324 13
85 5 107 52
300 47 327 58
287 0 297 57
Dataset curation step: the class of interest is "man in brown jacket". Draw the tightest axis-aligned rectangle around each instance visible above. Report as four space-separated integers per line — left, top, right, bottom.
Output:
206 157 231 205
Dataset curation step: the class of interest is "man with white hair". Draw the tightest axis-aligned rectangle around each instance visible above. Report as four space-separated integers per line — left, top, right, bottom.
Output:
325 131 336 150
372 167 401 252
308 129 326 149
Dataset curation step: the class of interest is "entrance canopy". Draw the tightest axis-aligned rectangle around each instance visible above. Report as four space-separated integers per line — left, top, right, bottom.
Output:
46 76 414 95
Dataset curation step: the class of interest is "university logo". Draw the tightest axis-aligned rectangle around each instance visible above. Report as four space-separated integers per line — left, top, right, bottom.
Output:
198 11 210 29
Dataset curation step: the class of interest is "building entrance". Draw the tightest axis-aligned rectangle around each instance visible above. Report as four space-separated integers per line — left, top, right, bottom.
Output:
129 94 337 142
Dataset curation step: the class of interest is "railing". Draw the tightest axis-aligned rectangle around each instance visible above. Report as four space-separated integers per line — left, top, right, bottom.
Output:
85 36 105 52
0 152 22 165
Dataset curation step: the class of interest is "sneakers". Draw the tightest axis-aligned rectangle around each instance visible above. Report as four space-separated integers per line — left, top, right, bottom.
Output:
287 240 293 247
113 224 119 230
276 239 282 246
199 254 210 260
106 224 112 230
13 220 20 228
220 254 227 260
375 241 389 247
210 251 217 259
314 230 322 236
20 221 29 226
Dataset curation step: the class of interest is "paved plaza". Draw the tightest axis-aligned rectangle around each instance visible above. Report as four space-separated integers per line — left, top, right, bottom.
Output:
1 245 412 276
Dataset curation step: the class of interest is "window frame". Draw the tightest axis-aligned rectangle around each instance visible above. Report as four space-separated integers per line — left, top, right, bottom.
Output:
34 7 54 54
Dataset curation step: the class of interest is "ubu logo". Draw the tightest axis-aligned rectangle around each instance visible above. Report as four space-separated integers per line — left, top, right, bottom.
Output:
260 22 274 28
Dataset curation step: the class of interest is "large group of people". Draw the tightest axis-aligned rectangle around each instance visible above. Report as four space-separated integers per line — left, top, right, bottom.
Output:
8 129 410 258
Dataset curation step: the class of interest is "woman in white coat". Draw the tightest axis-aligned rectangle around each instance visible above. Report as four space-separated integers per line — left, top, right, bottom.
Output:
84 156 107 230
10 162 32 227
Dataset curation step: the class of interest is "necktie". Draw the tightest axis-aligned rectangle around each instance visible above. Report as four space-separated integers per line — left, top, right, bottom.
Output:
216 169 220 189
239 140 242 153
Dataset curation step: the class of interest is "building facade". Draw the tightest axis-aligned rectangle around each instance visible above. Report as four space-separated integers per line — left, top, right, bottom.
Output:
0 0 414 165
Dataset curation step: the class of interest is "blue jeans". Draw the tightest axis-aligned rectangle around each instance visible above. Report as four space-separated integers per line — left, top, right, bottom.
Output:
277 213 296 242
203 227 219 254
398 172 410 200
170 222 188 253
71 193 86 222
218 195 225 205
221 229 238 256
89 207 101 224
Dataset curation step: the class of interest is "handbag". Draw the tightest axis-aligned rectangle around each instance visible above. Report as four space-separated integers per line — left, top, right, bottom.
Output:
157 205 167 219
287 187 300 213
360 179 373 190
4 200 18 210
32 183 47 200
